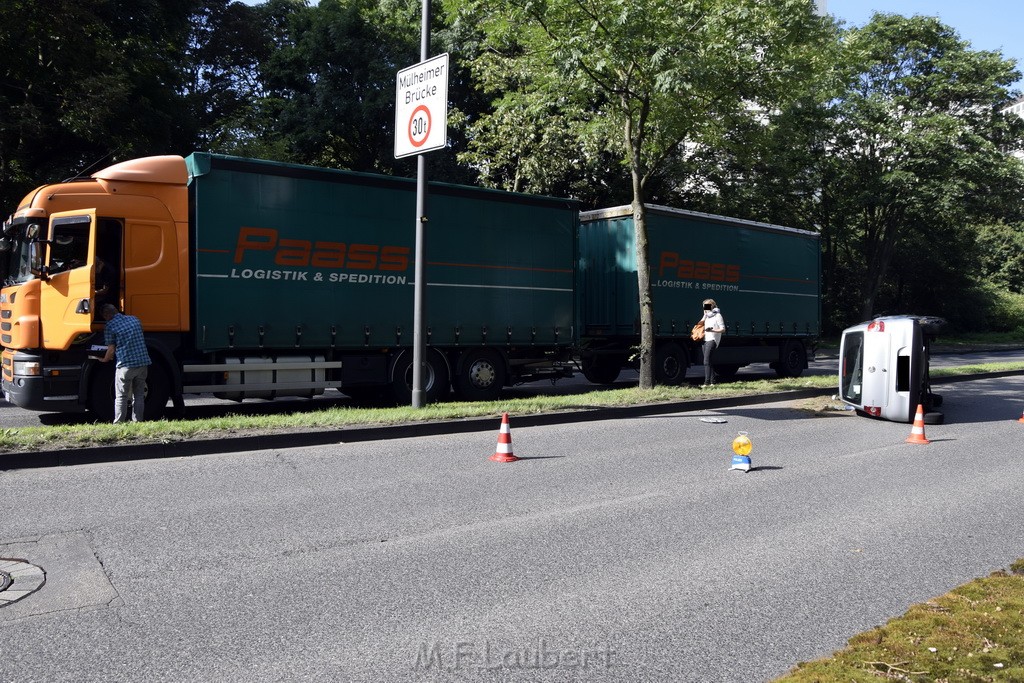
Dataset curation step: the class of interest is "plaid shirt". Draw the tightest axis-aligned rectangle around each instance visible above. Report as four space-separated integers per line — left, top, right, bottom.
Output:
104 313 152 368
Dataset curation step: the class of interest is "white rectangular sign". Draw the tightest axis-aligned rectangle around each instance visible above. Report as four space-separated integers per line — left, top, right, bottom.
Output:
394 53 449 159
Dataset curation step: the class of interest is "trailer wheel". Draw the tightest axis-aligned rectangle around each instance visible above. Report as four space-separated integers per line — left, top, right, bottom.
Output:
774 340 806 378
453 349 506 401
389 349 450 405
581 355 623 385
654 342 688 386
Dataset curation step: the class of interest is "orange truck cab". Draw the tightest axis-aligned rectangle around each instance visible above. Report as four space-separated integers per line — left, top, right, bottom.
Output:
1 156 190 420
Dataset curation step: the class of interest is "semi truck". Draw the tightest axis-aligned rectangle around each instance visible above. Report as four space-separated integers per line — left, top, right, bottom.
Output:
1 154 820 421
1 153 578 420
577 205 820 384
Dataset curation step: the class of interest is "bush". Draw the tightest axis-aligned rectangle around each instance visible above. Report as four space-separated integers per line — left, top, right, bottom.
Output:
984 286 1024 334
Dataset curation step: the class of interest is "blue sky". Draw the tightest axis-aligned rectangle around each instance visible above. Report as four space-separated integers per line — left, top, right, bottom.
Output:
828 0 1023 89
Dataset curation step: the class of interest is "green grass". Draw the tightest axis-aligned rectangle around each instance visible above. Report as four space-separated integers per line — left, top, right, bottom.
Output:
0 361 1021 455
775 561 1024 682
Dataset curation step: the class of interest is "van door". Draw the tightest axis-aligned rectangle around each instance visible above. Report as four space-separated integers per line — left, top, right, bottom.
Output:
39 210 97 350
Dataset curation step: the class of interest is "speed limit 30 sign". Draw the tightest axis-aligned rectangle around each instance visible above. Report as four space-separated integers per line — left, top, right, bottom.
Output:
395 53 449 159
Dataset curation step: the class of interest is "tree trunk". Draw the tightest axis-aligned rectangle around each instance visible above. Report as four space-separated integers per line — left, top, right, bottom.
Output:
633 196 654 389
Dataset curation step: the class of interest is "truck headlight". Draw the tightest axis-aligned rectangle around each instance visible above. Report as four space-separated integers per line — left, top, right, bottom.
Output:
13 360 41 376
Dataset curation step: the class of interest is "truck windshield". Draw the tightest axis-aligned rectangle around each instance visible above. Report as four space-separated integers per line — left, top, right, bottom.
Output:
0 223 37 287
840 332 864 403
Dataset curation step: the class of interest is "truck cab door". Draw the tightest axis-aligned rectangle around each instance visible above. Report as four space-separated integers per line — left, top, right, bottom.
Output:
39 210 97 350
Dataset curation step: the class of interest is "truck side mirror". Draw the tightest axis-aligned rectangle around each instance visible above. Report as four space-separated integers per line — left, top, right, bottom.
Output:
29 240 48 279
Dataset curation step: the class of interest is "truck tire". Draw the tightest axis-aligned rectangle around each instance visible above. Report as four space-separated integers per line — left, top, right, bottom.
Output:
87 363 116 423
654 342 688 386
774 340 806 378
87 361 170 421
581 355 623 385
142 363 171 420
453 348 506 402
389 349 450 405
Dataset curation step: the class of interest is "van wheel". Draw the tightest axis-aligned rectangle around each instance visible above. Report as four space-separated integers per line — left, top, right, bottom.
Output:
774 340 806 378
453 349 506 401
923 411 944 425
389 349 450 405
654 342 688 386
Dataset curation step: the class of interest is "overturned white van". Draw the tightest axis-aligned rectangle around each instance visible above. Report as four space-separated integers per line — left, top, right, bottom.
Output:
838 316 945 424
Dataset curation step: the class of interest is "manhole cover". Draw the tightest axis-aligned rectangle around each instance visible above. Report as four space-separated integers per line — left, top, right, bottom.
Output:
0 559 45 607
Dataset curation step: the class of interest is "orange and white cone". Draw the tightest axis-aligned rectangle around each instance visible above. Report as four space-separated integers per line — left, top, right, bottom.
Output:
906 404 930 445
1017 410 1024 424
489 413 520 463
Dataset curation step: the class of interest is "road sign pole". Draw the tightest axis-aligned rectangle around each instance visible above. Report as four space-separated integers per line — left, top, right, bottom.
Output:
411 0 431 409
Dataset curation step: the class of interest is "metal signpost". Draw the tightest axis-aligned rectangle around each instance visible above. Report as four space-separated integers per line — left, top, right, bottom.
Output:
395 5 448 408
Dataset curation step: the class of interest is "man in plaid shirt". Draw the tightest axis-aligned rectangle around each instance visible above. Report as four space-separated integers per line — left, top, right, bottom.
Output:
99 304 152 423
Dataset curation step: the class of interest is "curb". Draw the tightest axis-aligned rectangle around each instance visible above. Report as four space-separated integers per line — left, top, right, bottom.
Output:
0 388 832 471
1 370 1020 471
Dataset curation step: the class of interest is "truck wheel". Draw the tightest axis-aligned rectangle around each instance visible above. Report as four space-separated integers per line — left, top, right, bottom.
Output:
654 342 688 386
581 355 623 385
142 363 171 421
87 363 116 423
89 362 171 422
453 349 506 401
774 340 806 378
389 349 450 405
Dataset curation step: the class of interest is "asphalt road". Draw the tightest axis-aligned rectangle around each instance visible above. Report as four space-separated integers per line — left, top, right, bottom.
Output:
2 375 1023 681
1 349 1021 428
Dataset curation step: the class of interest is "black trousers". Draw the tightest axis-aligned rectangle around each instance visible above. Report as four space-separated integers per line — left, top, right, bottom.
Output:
702 339 718 384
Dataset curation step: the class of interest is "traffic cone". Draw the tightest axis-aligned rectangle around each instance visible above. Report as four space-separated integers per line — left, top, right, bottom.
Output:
1017 410 1024 424
489 412 519 463
906 404 930 445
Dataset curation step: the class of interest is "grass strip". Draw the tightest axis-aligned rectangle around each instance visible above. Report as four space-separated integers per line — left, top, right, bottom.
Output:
1 362 1021 454
775 560 1024 682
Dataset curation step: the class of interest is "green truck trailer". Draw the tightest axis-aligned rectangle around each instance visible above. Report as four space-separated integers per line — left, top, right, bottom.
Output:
577 204 821 384
2 153 578 418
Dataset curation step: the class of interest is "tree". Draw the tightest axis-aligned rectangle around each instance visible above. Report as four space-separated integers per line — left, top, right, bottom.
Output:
828 14 1024 322
0 0 200 210
182 0 286 158
452 0 835 387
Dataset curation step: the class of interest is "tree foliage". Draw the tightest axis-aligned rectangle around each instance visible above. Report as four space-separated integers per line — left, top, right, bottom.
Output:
0 0 200 209
452 0 836 386
1 1 1023 336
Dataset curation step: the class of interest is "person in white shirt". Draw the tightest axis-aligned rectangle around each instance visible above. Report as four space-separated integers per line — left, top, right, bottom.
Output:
701 298 725 387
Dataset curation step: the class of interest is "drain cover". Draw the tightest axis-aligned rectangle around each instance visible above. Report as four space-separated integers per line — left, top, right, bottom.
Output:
0 559 45 607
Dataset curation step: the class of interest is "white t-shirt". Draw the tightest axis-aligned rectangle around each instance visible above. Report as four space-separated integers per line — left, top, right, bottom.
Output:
704 309 725 344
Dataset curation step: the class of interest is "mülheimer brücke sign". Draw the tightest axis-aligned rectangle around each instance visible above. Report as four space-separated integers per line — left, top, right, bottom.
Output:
394 53 449 159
